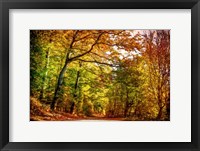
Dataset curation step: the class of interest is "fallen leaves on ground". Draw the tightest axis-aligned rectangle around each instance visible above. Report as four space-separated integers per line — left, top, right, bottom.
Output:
30 97 125 121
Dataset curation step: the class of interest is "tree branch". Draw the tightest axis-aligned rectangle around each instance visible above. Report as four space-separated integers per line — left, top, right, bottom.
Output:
74 33 95 42
90 52 113 61
77 59 116 67
68 32 104 61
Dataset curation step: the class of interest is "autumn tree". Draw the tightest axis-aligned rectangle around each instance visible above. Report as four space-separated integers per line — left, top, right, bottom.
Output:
50 30 139 110
142 30 170 120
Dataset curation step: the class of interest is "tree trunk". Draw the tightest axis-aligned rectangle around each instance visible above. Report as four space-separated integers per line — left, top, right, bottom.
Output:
39 49 50 100
50 62 68 110
156 90 163 120
124 101 129 117
70 102 75 114
157 104 165 120
113 99 117 117
70 63 81 114
124 89 129 117
157 107 163 120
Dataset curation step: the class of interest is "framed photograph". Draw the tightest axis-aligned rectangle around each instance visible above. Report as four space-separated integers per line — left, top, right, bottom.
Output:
0 0 199 151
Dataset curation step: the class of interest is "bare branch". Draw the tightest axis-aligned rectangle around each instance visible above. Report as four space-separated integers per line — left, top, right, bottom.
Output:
69 30 79 48
77 59 116 67
90 52 113 61
69 32 104 61
74 33 96 42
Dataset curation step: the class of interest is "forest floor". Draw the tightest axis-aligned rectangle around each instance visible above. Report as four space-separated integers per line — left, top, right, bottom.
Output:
30 111 126 121
30 97 126 121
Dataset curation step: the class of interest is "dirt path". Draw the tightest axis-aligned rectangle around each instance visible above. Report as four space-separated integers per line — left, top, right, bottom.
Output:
31 111 125 121
82 116 125 121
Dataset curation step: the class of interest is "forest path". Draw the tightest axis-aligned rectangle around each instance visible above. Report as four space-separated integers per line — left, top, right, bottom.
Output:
78 116 126 121
31 110 126 121
31 97 126 121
